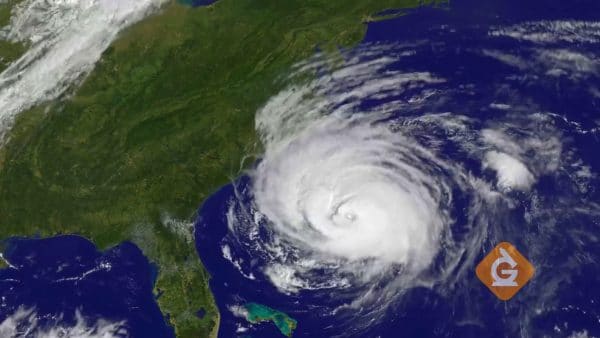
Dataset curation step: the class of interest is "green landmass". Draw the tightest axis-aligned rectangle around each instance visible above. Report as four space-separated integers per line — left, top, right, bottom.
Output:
0 0 432 336
0 0 27 73
244 302 297 337
0 39 26 73
0 253 8 269
0 0 18 26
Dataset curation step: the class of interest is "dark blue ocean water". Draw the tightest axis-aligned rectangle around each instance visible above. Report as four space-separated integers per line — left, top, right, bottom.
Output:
0 236 174 337
194 0 600 337
179 0 218 7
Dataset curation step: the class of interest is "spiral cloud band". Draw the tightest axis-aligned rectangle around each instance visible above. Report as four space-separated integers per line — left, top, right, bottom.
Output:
221 33 595 330
226 46 511 307
253 118 449 269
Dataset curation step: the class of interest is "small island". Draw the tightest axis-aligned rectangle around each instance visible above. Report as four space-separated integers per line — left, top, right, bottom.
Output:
243 302 297 337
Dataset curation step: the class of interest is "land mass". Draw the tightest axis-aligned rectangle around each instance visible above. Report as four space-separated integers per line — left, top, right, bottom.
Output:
0 0 26 73
0 0 433 336
244 302 297 337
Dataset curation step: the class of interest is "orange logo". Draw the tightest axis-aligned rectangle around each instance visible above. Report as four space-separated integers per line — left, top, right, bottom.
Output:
475 242 535 301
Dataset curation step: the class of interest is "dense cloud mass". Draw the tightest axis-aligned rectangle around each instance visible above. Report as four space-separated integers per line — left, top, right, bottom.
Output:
220 20 600 335
0 0 166 144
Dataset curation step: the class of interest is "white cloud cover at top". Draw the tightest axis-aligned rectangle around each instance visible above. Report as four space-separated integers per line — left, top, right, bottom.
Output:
489 20 600 44
0 0 167 145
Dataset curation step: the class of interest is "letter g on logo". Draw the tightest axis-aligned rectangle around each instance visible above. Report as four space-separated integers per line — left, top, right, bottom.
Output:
491 248 518 287
476 242 535 301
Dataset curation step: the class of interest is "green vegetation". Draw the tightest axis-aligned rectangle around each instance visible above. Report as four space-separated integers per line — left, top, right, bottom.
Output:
0 40 26 73
0 0 26 73
0 0 428 336
0 0 18 26
0 253 8 269
244 303 297 337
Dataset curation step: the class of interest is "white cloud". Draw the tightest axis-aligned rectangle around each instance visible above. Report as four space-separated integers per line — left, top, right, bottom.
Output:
0 0 167 145
489 20 600 44
480 118 562 193
160 213 194 243
569 330 597 338
483 151 535 192
0 307 128 338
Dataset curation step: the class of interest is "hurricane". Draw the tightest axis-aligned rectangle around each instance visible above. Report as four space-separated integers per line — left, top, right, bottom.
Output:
195 12 600 338
225 45 566 324
245 55 495 299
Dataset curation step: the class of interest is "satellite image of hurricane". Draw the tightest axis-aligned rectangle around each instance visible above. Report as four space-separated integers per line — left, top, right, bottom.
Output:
0 0 599 338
